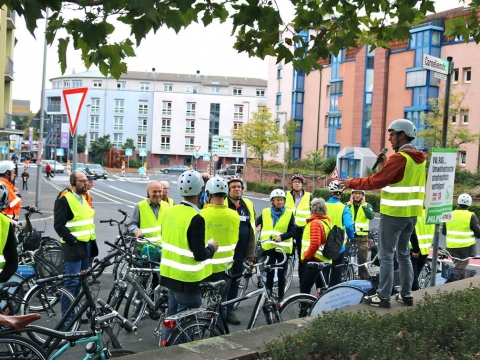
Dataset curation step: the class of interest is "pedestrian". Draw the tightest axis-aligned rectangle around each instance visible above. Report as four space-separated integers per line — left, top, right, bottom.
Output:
410 209 434 290
341 119 426 308
25 155 30 168
197 172 210 209
235 165 242 177
0 161 22 222
224 177 256 325
285 174 312 282
54 170 99 324
300 198 332 295
442 194 480 275
160 170 218 340
346 190 374 279
256 189 295 303
45 162 54 179
160 181 174 206
0 184 19 283
21 168 29 191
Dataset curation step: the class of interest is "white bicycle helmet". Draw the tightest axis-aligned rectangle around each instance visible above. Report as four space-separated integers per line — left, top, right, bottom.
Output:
352 189 365 195
458 193 472 207
177 170 203 197
205 176 228 196
328 180 344 194
388 119 416 139
0 183 9 209
0 160 15 175
270 189 286 200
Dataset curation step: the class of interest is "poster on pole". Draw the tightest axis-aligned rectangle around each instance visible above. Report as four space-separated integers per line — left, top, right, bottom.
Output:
425 148 457 224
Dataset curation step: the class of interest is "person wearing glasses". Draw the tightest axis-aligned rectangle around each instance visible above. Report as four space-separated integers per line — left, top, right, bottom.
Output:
340 119 426 308
160 180 174 206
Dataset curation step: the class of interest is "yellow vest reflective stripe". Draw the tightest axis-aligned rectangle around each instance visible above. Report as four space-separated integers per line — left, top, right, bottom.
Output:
285 192 311 226
446 210 476 248
160 205 212 282
349 205 370 235
224 197 256 233
61 192 95 243
201 204 240 274
380 152 426 217
301 219 332 263
0 215 9 269
138 199 167 245
259 208 293 253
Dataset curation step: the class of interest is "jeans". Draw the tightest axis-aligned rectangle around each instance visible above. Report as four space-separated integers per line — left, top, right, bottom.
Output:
377 214 416 299
226 260 245 315
61 241 91 325
164 289 202 341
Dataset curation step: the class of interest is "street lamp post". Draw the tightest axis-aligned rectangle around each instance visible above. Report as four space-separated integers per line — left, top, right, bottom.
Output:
277 111 288 190
85 104 91 164
242 101 250 165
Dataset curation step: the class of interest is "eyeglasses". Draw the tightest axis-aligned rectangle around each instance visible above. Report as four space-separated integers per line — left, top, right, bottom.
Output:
77 180 89 183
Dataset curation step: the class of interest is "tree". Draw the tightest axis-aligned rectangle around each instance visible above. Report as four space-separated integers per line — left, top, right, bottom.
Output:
305 150 325 191
77 134 87 154
3 1 478 78
90 134 112 165
231 107 281 183
284 118 297 168
122 138 136 152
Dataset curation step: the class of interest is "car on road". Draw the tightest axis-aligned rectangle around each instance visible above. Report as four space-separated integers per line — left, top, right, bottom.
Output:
41 160 64 173
216 164 244 176
84 164 108 179
75 162 84 170
160 165 190 174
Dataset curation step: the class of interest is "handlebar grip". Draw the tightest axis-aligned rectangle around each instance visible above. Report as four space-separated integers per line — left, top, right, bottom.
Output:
104 240 119 249
118 209 127 216
97 298 137 332
99 220 111 224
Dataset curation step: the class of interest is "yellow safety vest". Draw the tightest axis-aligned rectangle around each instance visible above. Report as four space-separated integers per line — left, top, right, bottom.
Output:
380 152 426 217
259 208 293 253
348 204 370 236
61 192 95 243
411 211 435 255
326 201 348 246
224 197 256 234
137 199 167 246
0 215 9 269
301 219 332 263
446 209 476 249
160 205 212 282
285 191 311 227
201 204 240 274
166 198 174 207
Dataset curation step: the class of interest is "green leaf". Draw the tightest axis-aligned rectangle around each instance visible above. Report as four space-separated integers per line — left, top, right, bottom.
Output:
57 37 70 74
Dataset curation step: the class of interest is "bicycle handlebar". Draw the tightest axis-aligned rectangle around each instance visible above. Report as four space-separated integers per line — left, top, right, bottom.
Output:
99 209 129 226
438 247 480 262
96 298 137 332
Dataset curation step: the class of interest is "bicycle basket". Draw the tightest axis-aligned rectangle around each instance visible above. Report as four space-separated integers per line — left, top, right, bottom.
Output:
19 231 42 251
34 246 64 278
441 263 477 281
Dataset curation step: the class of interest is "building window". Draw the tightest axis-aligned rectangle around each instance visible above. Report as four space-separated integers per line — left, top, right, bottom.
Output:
192 86 198 94
137 135 147 148
114 99 124 114
277 67 283 79
113 116 123 131
162 119 171 133
326 85 330 97
93 80 102 88
89 132 98 142
163 84 173 92
140 82 150 91
91 98 100 113
233 88 242 96
63 80 70 89
89 116 99 130
186 103 196 117
232 122 243 135
162 101 172 116
210 87 220 94
113 134 123 148
72 80 82 88
330 81 343 95
232 140 242 153
460 151 466 165
138 101 148 115
464 68 471 83
276 93 282 105
138 118 147 132
454 69 459 83
116 82 126 90
451 115 457 124
47 97 61 112
461 111 469 124
161 137 170 150
256 89 265 97
185 120 195 134
406 70 427 87
185 85 191 93
184 137 194 151
233 105 244 119
160 155 170 164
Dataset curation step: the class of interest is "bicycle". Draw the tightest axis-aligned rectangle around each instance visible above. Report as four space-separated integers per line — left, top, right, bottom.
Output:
0 298 136 359
162 249 287 346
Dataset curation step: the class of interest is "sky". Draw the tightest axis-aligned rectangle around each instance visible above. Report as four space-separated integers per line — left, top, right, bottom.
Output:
12 0 463 111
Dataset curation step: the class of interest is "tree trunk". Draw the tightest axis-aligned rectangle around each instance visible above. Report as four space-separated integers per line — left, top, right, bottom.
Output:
260 155 264 183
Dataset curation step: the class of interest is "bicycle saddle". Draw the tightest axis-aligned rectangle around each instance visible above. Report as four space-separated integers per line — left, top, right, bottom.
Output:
0 313 41 330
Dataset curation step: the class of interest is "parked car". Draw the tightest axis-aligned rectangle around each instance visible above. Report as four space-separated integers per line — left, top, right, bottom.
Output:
41 160 65 173
84 164 108 179
160 165 190 174
75 162 84 170
216 164 244 176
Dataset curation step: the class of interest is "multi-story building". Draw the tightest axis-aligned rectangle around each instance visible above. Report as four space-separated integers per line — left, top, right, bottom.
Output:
45 69 267 169
267 6 480 176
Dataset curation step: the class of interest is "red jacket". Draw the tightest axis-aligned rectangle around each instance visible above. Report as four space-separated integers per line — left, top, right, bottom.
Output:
303 214 330 261
46 163 52 173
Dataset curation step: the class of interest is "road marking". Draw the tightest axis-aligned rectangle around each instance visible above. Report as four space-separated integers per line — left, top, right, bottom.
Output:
107 186 145 200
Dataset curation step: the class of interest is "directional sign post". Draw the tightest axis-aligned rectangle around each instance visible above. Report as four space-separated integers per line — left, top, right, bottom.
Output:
139 148 147 172
125 148 132 174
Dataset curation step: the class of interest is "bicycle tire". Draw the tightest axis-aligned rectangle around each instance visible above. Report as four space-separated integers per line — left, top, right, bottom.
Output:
0 334 47 360
251 255 293 293
418 272 432 289
92 349 135 359
232 275 249 310
123 275 153 327
107 285 128 312
167 318 223 346
21 285 80 345
343 264 356 282
113 255 130 282
278 293 316 321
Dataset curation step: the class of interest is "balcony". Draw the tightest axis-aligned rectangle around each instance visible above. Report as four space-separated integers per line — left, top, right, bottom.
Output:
4 57 13 82
47 105 61 112
6 10 15 30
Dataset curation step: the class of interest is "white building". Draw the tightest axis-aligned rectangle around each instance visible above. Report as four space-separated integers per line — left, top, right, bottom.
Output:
45 69 267 169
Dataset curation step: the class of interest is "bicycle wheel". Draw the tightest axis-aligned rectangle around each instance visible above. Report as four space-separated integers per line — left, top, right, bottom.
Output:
167 318 223 346
418 272 432 289
278 293 316 321
21 285 81 345
343 264 356 282
113 255 130 282
123 275 153 326
92 349 135 359
0 335 47 360
284 257 294 293
232 275 249 310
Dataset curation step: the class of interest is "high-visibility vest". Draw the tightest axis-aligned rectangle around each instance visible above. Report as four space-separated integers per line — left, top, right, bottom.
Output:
409 211 435 255
160 205 212 282
349 204 370 236
285 192 311 227
138 199 167 246
166 198 174 207
0 215 9 269
380 152 426 217
259 208 293 253
301 219 332 263
201 204 240 274
0 178 21 219
446 209 476 249
61 192 95 243
224 197 256 234
326 201 348 246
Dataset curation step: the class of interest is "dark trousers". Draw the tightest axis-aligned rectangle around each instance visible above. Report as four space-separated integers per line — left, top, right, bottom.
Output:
46 172 54 178
265 250 288 300
226 260 244 315
411 253 428 291
300 263 321 294
22 180 28 190
322 252 345 287
294 226 305 281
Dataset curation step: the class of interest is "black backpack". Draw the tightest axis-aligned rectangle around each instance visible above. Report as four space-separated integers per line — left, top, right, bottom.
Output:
322 223 345 260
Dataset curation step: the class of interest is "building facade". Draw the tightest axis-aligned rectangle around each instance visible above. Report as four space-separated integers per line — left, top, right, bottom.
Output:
45 70 267 169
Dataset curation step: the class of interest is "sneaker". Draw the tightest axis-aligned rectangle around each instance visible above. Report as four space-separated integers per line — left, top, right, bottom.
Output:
395 294 414 306
363 294 391 308
226 313 241 325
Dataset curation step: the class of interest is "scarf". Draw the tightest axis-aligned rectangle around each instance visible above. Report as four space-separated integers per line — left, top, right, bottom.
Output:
271 205 286 227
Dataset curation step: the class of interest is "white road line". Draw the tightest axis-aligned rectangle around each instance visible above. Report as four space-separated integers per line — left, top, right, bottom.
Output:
90 188 139 204
107 186 145 200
